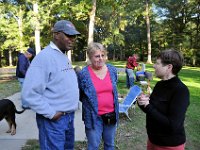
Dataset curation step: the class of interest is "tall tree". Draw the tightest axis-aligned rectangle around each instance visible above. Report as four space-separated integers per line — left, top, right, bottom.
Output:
85 0 96 62
17 5 23 52
33 2 41 54
145 0 152 64
154 0 200 65
88 0 96 45
95 0 127 60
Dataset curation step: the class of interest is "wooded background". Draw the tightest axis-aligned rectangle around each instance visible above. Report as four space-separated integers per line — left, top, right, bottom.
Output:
0 0 199 67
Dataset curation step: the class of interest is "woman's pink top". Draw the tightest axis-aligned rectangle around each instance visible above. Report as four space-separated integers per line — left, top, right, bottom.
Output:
88 66 114 115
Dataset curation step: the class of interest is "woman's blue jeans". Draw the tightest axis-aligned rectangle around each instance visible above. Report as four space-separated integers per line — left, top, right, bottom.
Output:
125 68 135 88
85 116 117 150
36 112 75 150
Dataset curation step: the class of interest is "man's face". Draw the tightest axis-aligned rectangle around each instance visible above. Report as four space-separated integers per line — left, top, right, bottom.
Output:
26 52 33 59
55 32 76 52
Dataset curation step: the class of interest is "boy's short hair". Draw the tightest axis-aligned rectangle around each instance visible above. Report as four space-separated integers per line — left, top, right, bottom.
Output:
157 49 184 75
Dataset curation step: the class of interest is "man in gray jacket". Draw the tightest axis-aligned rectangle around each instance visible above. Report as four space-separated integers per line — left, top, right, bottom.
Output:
22 20 80 150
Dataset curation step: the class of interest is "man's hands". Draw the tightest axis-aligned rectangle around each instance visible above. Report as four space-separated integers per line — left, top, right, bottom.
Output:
137 93 150 108
52 112 63 121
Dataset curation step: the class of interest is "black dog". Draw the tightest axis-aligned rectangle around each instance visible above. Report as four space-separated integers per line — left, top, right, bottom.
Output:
0 99 25 135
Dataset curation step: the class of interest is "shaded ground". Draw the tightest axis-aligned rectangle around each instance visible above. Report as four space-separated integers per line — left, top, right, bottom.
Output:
0 92 86 150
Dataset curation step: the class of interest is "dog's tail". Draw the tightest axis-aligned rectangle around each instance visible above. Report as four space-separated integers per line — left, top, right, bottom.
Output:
15 107 26 114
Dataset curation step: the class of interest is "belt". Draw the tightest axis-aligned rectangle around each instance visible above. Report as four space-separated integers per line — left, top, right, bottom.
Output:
61 111 74 115
36 111 74 118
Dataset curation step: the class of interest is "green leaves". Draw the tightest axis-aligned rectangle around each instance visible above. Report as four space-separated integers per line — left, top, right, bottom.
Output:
0 0 199 65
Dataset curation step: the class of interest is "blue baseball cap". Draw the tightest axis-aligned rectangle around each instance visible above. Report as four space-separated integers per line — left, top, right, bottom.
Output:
52 20 80 35
27 48 35 56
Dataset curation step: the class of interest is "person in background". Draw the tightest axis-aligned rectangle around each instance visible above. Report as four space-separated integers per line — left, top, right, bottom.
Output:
21 20 80 150
78 42 119 150
135 63 146 81
125 54 139 88
16 47 35 88
137 49 190 150
74 65 82 75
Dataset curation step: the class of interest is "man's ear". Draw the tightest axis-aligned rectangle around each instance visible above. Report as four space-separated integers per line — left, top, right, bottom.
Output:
53 32 60 40
168 64 173 71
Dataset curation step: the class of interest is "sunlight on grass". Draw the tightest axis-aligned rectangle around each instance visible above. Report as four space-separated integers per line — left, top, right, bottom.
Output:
183 66 200 71
2 62 199 150
0 79 20 99
184 81 200 89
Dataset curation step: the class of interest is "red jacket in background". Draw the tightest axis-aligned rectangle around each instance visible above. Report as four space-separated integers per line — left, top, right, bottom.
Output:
126 55 138 70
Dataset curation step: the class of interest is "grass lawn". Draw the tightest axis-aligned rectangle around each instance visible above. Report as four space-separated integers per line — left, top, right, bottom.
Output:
0 61 199 150
0 78 20 99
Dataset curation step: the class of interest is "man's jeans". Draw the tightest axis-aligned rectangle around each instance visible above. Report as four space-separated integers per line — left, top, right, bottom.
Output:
36 112 75 150
18 78 24 89
18 78 29 108
125 68 135 88
85 116 117 150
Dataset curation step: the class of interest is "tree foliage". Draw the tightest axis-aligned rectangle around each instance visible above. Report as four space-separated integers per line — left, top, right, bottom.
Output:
0 0 200 66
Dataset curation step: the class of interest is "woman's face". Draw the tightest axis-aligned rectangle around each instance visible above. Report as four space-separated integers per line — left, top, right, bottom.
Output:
90 50 106 70
153 58 170 79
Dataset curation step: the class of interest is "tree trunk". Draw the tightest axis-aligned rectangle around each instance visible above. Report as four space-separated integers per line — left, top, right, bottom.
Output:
146 0 152 64
120 49 123 60
9 50 13 66
113 49 116 61
192 57 196 66
33 3 41 54
67 50 72 62
86 0 96 63
18 6 23 52
0 51 2 67
88 0 96 45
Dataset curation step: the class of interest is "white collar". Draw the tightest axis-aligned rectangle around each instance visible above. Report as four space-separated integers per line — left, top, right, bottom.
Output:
50 41 63 53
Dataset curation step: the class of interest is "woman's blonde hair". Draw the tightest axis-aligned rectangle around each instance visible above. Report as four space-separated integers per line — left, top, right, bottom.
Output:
87 42 107 59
